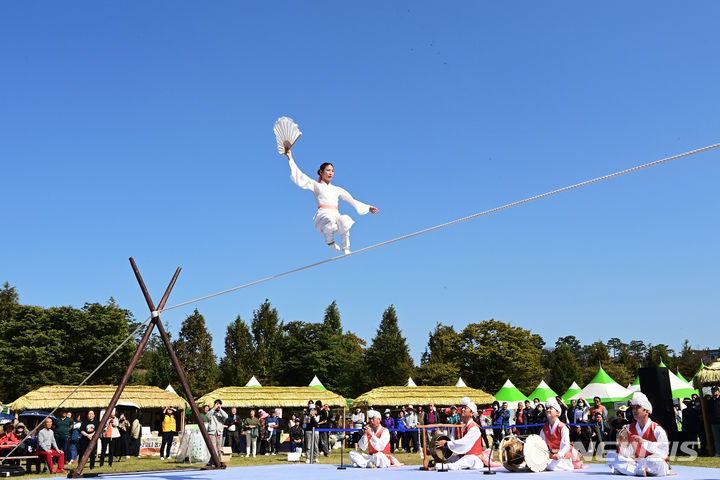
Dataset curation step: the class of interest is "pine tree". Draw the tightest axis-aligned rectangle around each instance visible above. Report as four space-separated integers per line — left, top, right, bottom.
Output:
219 316 255 386
548 344 581 393
250 300 284 384
145 331 177 389
172 309 219 395
364 305 414 387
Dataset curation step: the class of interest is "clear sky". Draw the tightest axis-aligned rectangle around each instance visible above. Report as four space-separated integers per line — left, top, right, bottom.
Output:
2 2 719 368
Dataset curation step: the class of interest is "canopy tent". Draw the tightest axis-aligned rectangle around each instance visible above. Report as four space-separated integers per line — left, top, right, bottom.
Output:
528 380 558 402
676 369 690 384
196 386 346 409
0 412 14 425
494 379 529 403
165 384 177 394
407 377 417 387
665 368 698 399
245 376 262 387
627 376 641 393
561 382 582 402
569 367 632 402
309 376 327 390
455 378 467 388
9 385 189 411
627 365 698 399
352 386 494 408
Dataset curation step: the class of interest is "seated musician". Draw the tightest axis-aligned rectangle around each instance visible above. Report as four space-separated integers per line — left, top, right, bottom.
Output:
540 398 584 471
607 392 670 477
348 410 402 468
435 398 501 470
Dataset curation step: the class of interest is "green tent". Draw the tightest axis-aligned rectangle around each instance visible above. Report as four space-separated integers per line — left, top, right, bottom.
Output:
561 382 581 402
569 367 632 402
528 380 558 402
494 379 529 403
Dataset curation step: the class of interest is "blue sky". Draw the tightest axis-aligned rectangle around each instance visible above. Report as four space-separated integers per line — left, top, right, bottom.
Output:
2 2 719 368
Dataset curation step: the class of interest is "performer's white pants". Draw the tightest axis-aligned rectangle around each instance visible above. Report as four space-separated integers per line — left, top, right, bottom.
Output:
348 451 390 468
314 210 353 249
446 454 484 470
606 452 669 476
546 458 574 471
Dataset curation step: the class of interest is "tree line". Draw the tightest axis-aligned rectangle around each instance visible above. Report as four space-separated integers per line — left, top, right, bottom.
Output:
0 282 712 404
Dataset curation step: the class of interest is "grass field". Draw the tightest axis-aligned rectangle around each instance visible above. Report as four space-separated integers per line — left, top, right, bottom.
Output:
12 449 720 478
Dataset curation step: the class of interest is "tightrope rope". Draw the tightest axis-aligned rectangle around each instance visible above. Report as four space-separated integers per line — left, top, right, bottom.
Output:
160 142 719 314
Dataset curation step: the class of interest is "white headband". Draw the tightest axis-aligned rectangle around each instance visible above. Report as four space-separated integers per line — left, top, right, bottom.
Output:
545 398 561 413
630 392 653 413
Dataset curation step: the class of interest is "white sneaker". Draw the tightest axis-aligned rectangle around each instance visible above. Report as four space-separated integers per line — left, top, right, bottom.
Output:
343 248 351 255
328 242 341 251
126 456 130 459
306 459 311 464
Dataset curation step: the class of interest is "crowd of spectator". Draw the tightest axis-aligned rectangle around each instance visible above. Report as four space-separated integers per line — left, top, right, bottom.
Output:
1 385 719 471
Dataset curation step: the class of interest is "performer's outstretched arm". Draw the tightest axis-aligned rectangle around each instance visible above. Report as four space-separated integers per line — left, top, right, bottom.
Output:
286 151 316 191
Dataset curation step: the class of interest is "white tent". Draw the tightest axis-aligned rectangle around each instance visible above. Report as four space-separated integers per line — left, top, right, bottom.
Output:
309 375 327 390
245 376 262 387
165 384 177 394
407 377 417 387
569 367 632 402
455 377 467 388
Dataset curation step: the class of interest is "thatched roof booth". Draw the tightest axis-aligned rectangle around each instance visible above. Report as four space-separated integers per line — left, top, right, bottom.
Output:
693 360 720 389
196 386 346 409
10 385 189 412
692 360 720 457
351 386 495 408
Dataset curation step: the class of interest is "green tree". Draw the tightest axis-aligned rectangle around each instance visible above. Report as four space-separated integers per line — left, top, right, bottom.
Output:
219 316 255 387
617 345 638 375
587 341 611 367
145 331 177 389
322 301 342 335
458 320 545 394
548 344 582 393
250 300 284 384
644 344 675 369
0 282 19 305
676 340 706 379
364 305 414 388
415 323 461 386
173 309 219 396
628 340 648 360
421 324 460 365
607 338 625 358
0 299 139 403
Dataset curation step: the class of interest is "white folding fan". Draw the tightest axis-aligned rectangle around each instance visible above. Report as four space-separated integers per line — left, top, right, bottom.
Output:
273 116 302 154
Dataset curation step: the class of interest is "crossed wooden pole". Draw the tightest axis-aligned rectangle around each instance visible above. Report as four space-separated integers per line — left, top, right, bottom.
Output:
69 258 224 477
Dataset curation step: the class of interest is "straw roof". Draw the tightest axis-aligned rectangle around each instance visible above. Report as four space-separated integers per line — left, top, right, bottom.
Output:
693 360 720 388
10 385 189 412
196 387 346 408
351 386 494 408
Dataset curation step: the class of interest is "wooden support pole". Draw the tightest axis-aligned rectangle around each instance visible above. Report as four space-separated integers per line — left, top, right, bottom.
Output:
69 258 224 477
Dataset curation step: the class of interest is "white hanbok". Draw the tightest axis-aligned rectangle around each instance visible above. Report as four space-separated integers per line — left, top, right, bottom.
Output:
444 422 486 470
348 427 391 468
606 421 670 477
540 420 575 471
289 158 371 251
